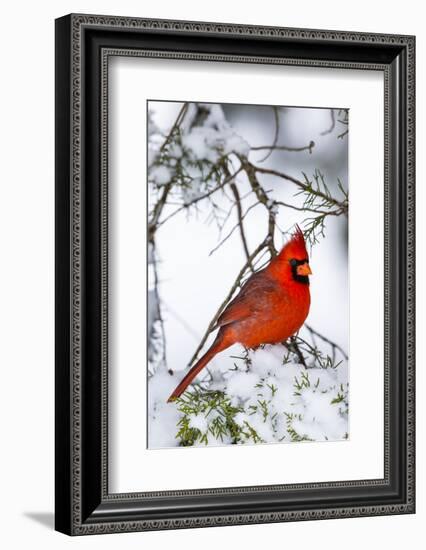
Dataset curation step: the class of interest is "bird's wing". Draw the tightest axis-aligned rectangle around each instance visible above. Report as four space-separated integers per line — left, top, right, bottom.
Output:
215 271 281 328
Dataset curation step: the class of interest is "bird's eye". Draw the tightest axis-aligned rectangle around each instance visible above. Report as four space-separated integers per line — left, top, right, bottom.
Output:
290 259 297 267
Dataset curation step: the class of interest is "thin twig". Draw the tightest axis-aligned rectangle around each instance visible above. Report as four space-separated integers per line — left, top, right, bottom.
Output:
163 300 201 342
151 244 172 374
320 109 336 136
251 141 315 154
305 324 348 360
336 110 349 140
239 158 277 258
284 336 307 368
274 200 343 216
159 103 189 153
156 167 243 228
148 104 189 241
252 164 348 212
208 202 260 257
188 239 270 366
222 162 253 270
255 106 280 162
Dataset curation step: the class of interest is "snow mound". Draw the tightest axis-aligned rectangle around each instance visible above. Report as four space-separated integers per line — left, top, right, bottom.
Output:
148 344 349 448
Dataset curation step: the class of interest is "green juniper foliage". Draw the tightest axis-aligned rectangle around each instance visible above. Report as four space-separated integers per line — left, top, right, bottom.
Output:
298 169 348 247
176 390 262 446
174 339 348 447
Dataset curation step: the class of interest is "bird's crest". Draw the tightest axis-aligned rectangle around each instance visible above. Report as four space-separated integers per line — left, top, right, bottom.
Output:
279 225 308 259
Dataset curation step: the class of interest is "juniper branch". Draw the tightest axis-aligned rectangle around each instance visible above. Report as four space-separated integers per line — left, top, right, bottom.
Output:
274 200 343 216
252 164 348 213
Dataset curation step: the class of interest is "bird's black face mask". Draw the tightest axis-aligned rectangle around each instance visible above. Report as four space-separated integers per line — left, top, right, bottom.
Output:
290 258 311 285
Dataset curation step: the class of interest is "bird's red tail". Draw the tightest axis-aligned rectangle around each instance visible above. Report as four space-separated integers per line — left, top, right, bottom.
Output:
167 331 230 403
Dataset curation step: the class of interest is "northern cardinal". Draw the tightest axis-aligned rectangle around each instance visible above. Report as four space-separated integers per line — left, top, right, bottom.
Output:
167 226 311 402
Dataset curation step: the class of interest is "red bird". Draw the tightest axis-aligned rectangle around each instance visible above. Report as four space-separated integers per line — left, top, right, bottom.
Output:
167 226 312 402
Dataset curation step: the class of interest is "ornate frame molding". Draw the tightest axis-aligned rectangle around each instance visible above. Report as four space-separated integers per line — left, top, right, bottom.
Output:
55 14 415 535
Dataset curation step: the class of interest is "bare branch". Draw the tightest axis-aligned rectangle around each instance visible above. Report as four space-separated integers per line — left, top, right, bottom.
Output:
284 336 307 368
320 109 336 136
208 202 260 257
159 103 189 154
252 164 348 213
239 158 277 258
251 108 315 158
148 104 189 241
218 161 254 270
251 141 315 154
149 244 172 375
230 182 251 264
156 167 243 228
305 324 348 360
254 106 280 162
336 109 349 140
274 200 343 216
188 239 270 366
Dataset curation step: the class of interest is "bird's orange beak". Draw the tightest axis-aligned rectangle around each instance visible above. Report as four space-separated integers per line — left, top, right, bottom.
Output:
297 262 312 276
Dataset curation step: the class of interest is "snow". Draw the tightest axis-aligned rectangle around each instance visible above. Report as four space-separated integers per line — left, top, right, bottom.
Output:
149 165 172 186
168 143 183 159
234 412 250 427
182 130 211 161
181 126 249 163
148 103 251 216
147 368 181 448
187 414 208 432
147 148 157 168
170 102 250 164
226 371 261 400
181 179 204 204
222 131 250 157
147 109 161 137
148 344 349 448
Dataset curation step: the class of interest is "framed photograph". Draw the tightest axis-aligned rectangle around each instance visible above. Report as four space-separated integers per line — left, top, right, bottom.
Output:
55 14 415 535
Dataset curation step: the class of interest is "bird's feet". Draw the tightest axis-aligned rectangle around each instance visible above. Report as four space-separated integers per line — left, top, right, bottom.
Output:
283 337 307 369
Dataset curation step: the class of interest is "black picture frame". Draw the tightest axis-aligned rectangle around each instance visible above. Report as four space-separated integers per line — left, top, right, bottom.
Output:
55 13 415 535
